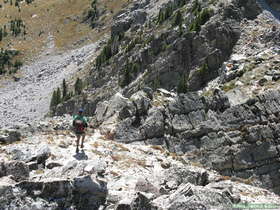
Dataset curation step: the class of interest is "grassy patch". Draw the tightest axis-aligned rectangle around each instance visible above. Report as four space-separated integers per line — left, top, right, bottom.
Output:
221 82 236 92
0 0 130 60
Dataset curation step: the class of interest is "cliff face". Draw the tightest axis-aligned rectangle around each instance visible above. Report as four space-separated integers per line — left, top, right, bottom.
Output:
55 0 262 116
1 121 280 209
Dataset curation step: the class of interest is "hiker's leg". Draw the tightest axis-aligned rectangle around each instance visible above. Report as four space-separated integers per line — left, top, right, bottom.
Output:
81 133 85 149
76 134 81 152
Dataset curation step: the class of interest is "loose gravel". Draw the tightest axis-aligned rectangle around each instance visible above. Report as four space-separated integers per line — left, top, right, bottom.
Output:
0 39 99 129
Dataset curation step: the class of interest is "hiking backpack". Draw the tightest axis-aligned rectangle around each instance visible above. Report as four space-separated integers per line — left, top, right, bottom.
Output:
74 119 85 133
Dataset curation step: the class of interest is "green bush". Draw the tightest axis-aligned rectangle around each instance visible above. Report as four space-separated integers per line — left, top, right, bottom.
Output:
173 10 183 26
119 61 141 87
177 74 188 93
74 77 83 95
50 88 62 109
157 0 186 25
0 49 22 75
189 8 212 32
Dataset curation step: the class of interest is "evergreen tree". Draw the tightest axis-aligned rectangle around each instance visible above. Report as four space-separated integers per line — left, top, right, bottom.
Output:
120 65 131 87
50 90 57 108
0 28 3 41
56 87 61 104
173 10 183 26
62 79 68 100
74 78 83 95
177 74 188 93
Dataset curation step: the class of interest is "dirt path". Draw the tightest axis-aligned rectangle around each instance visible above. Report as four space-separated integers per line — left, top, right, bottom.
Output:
0 40 99 128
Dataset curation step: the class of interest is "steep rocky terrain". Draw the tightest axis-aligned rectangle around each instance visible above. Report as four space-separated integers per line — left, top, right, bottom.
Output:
1 119 280 209
1 0 280 209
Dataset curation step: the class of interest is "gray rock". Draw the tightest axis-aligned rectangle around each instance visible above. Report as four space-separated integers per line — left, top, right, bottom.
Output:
111 10 147 37
0 130 21 144
141 107 164 139
0 161 29 181
84 159 107 175
73 175 107 209
96 93 136 123
172 114 193 133
130 91 151 115
115 192 152 210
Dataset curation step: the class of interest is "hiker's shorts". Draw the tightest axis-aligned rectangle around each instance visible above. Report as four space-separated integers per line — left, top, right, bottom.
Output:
75 132 85 138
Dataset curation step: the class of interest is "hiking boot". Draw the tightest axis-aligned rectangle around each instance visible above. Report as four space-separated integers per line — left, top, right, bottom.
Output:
81 144 84 149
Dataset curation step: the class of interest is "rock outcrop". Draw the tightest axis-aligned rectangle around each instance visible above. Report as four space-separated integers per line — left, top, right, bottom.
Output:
1 128 279 209
94 87 280 195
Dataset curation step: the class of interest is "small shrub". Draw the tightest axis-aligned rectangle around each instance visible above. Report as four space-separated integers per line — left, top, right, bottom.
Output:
177 73 188 93
173 10 183 27
74 77 83 95
189 8 213 32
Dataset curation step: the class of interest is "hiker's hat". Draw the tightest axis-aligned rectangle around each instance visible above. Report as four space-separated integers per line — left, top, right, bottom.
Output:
78 108 84 113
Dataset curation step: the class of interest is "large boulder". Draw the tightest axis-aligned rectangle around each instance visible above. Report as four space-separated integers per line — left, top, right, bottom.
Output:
0 130 21 144
0 161 29 181
73 175 107 209
141 107 165 139
111 10 147 37
96 93 136 123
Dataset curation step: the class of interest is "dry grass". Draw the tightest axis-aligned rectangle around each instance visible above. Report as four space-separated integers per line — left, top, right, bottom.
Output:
91 141 101 148
115 143 130 152
35 169 44 174
109 170 120 177
190 161 204 167
46 136 54 144
219 175 231 181
150 145 165 153
0 0 130 61
104 131 116 140
110 153 148 168
91 149 104 157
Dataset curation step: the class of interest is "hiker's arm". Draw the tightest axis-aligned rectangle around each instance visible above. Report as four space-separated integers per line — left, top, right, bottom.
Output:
83 117 88 127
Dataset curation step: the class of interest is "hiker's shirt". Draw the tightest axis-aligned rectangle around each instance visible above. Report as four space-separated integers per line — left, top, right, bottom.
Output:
73 115 88 134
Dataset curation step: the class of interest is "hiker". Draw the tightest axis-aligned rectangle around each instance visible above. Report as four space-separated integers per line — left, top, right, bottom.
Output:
73 108 88 153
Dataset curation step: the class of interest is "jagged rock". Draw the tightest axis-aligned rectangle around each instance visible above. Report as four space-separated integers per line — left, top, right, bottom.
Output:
171 114 193 133
163 165 209 189
111 9 147 37
0 175 107 210
0 161 29 181
130 91 151 115
73 175 107 209
0 130 21 144
46 162 63 169
115 192 152 210
168 92 205 115
236 0 262 19
135 177 159 195
114 118 145 142
141 107 164 139
84 159 107 175
96 93 136 123
205 90 231 112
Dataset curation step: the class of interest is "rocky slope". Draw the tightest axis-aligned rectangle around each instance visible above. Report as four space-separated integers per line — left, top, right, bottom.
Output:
0 40 99 128
1 123 280 209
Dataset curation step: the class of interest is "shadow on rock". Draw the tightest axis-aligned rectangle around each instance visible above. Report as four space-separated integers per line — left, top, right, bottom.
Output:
73 150 88 160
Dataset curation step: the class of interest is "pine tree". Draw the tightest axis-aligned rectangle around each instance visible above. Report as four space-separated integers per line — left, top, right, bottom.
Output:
56 87 61 104
0 28 3 41
177 74 188 93
74 78 83 95
120 65 131 87
173 10 183 26
62 79 68 100
50 90 57 108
